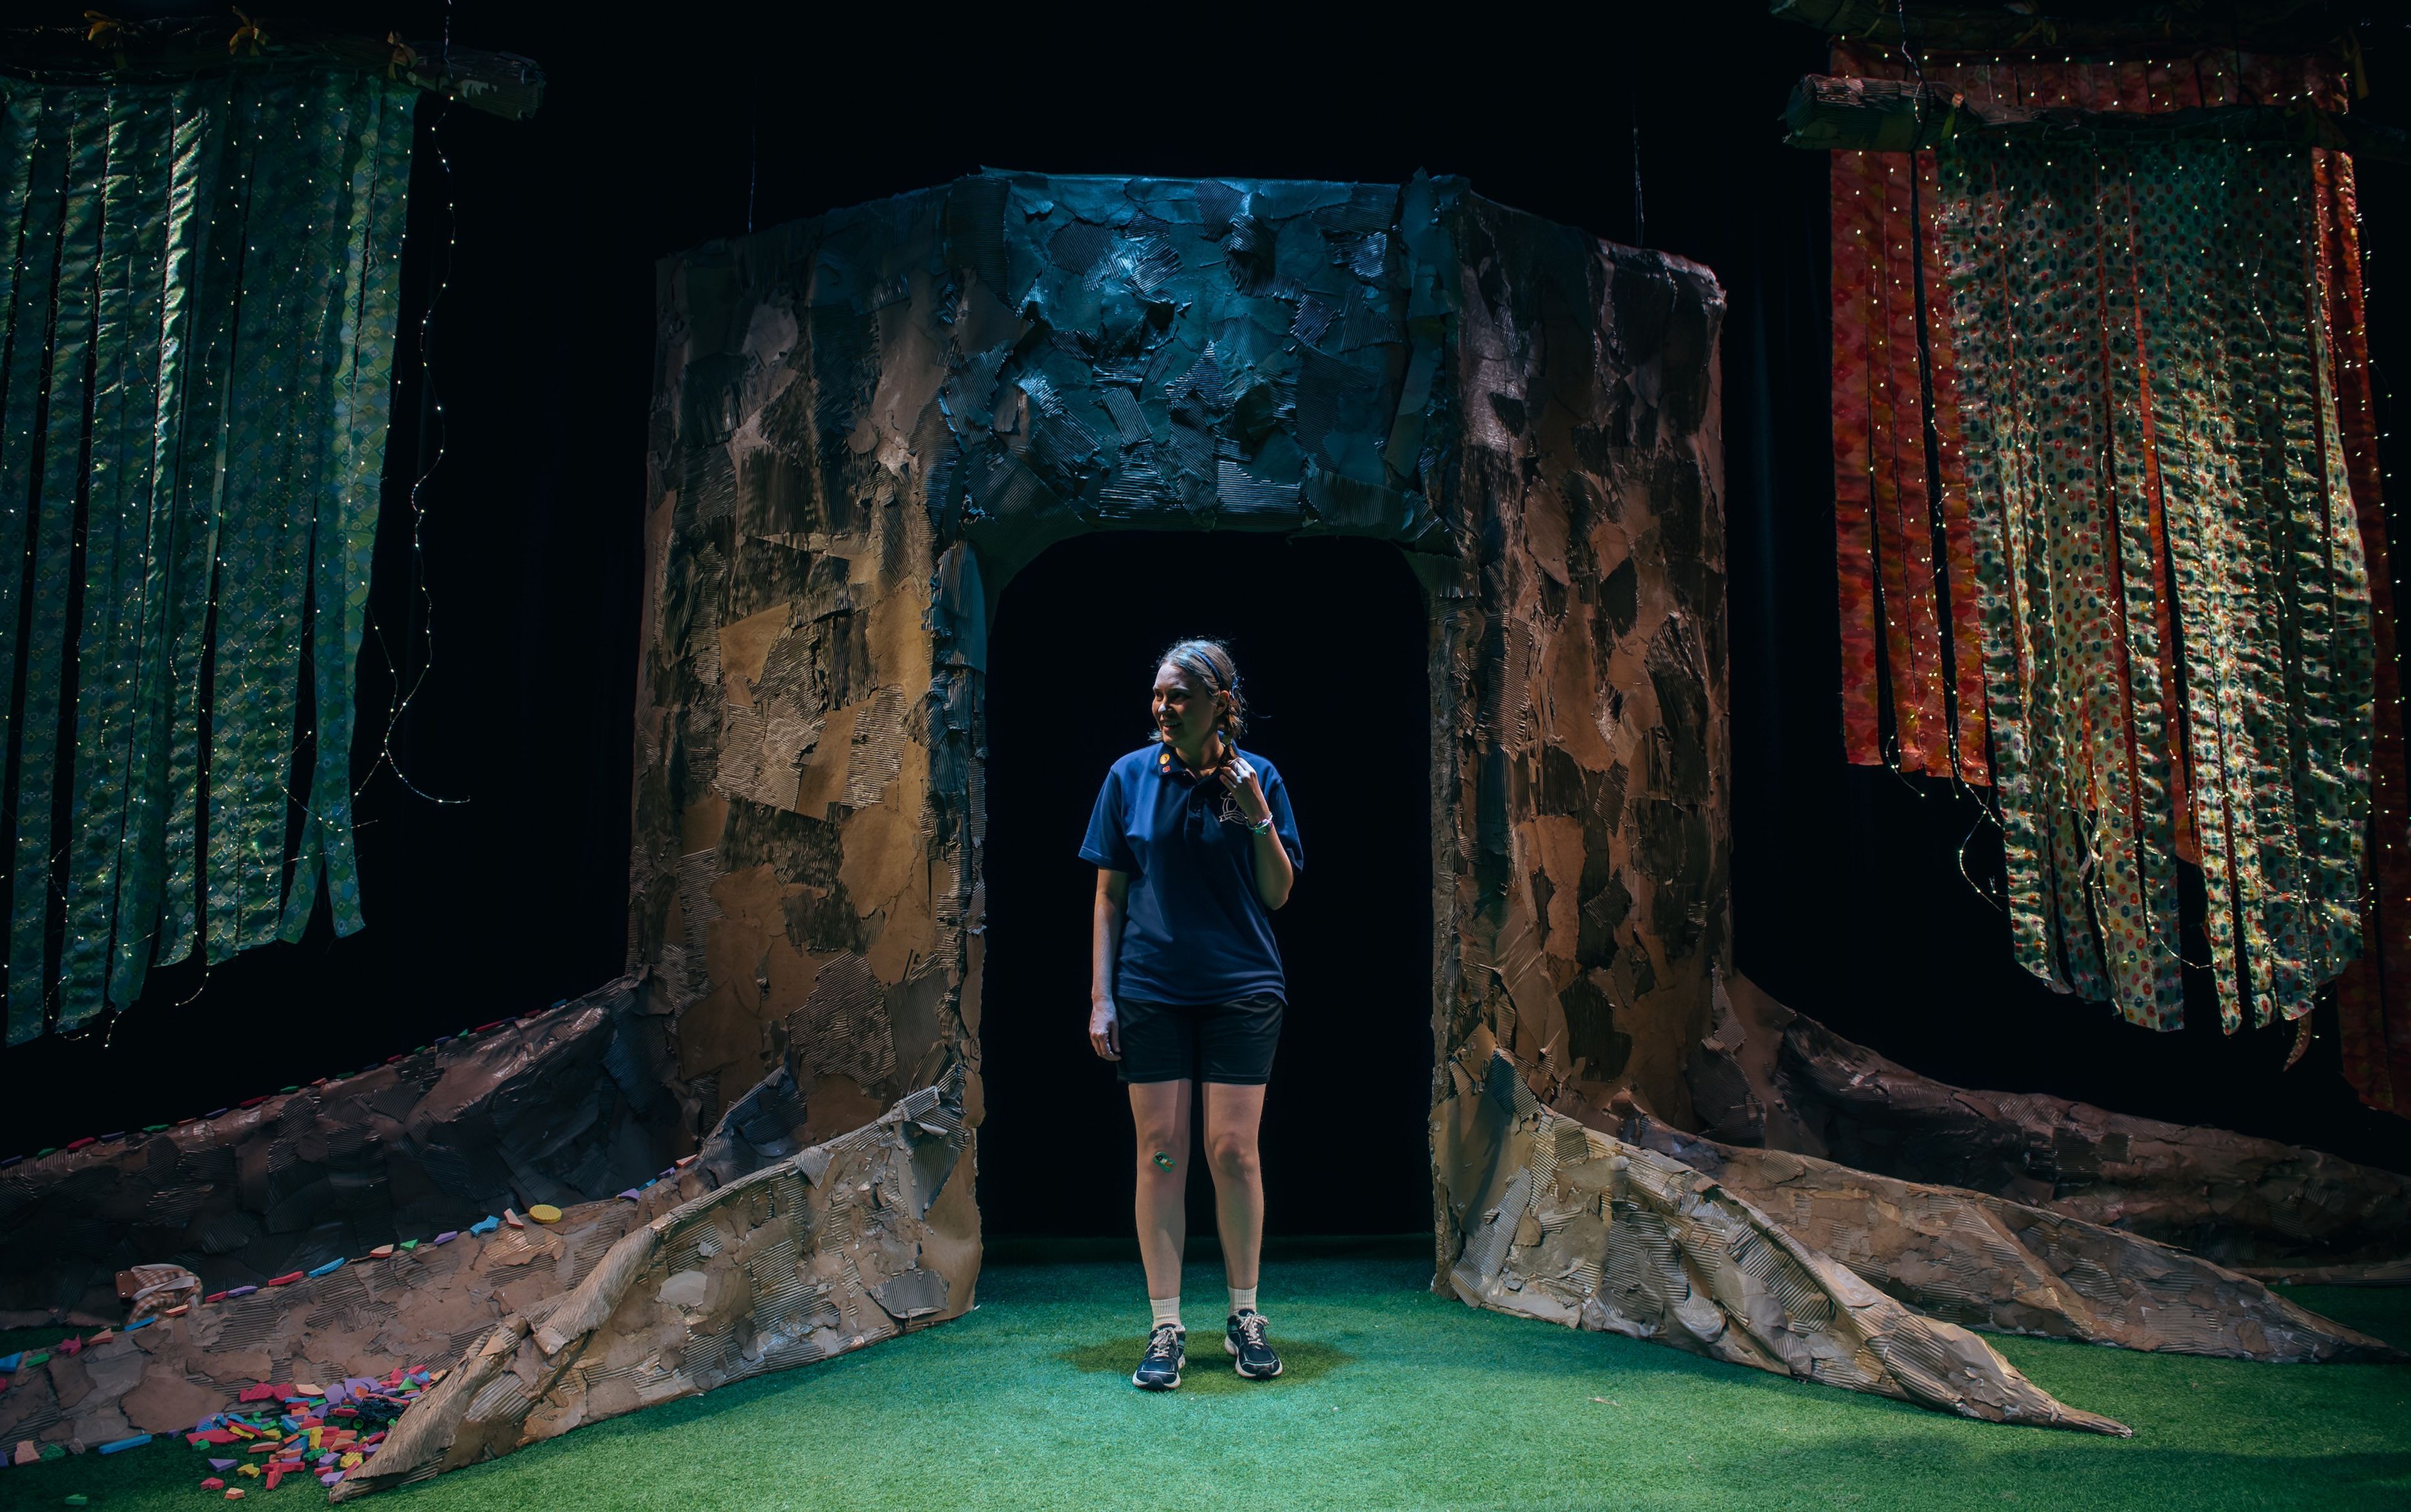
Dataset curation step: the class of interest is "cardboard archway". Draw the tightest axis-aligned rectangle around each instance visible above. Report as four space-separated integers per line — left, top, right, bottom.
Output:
623 168 1732 1307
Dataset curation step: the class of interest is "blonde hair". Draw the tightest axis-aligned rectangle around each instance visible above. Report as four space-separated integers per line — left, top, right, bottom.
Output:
1155 638 1246 743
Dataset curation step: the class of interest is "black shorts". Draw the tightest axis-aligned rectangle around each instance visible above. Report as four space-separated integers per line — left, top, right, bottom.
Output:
1116 993 1284 1084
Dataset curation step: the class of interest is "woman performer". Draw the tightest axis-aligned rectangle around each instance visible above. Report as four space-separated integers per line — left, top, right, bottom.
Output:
1081 638 1302 1390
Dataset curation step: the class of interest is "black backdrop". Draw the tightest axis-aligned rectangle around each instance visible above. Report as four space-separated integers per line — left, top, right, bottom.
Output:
979 534 1430 1236
4 3 2408 1191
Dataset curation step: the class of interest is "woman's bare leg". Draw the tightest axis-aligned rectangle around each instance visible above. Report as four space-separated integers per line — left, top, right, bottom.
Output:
1129 1079 1194 1303
1200 1081 1268 1292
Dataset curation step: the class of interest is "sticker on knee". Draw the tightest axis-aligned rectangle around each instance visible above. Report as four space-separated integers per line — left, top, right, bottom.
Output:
1153 1151 1177 1171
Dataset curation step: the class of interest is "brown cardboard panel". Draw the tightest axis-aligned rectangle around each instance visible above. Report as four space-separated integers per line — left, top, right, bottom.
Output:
0 1180 682 1453
1437 1050 2130 1434
673 983 764 1084
1688 971 2411 1268
802 1074 889 1147
330 1072 973 1498
0 978 680 1322
718 604 791 704
1626 1115 2397 1363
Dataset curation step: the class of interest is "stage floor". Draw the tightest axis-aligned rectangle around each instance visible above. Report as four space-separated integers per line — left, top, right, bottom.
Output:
7 1241 2407 1509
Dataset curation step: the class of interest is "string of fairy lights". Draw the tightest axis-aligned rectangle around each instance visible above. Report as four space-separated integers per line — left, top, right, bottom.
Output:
1839 37 2397 1037
358 94 467 813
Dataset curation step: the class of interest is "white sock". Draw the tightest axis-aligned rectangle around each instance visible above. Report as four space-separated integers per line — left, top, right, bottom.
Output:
1229 1286 1257 1316
1150 1295 1182 1332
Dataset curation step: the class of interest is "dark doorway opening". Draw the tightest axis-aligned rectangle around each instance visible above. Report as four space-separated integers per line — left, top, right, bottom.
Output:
978 532 1432 1239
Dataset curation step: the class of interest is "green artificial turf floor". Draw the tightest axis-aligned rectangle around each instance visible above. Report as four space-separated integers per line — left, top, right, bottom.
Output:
5 1239 2407 1511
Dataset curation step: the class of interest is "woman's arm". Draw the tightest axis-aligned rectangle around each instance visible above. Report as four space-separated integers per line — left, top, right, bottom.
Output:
1219 758 1295 910
1089 868 1129 1059
1248 824 1294 910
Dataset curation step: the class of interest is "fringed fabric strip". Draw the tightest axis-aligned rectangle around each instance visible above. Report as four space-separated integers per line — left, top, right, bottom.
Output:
1915 149 1990 786
313 82 410 941
106 84 220 1007
56 89 175 1032
1832 149 1882 766
2322 149 2411 1111
10 107 105 1039
1832 147 1989 782
1877 153 1948 773
154 77 244 973
1943 152 2036 967
0 93 63 1045
2090 152 2183 1028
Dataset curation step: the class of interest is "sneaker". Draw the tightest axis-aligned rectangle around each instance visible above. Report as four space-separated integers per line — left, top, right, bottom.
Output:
1225 1309 1282 1379
1131 1323 1185 1390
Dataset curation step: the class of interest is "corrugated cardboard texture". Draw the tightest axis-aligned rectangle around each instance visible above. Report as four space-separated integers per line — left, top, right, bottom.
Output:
1686 971 2411 1268
0 1074 972 1472
330 1071 973 1497
1436 1049 2129 1434
1624 1114 2397 1363
0 1175 674 1453
0 975 680 1322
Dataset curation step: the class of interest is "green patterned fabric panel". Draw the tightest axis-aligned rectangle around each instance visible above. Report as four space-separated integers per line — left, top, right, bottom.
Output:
0 71 414 1042
1939 138 2374 1032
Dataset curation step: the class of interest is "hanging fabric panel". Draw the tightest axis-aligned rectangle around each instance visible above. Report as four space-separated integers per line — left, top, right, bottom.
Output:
0 68 415 1042
1936 134 2372 1033
1829 45 2352 782
1825 45 2411 1089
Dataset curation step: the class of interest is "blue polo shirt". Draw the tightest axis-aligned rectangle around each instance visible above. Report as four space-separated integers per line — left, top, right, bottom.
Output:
1080 743 1303 1007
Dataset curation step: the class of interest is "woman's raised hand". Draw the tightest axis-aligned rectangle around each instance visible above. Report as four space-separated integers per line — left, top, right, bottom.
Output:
1089 998 1121 1060
1218 754 1271 824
